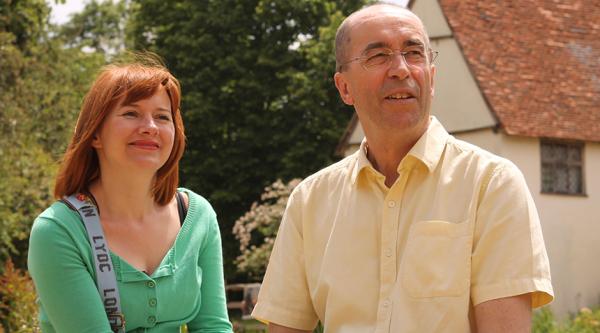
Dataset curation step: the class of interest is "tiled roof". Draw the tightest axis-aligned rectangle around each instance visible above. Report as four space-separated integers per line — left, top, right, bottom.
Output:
438 1 600 142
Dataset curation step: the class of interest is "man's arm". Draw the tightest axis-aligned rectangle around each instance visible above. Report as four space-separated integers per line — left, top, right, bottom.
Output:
474 293 531 333
268 323 311 333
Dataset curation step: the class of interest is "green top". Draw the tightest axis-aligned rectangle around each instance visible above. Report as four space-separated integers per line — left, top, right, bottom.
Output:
28 188 233 333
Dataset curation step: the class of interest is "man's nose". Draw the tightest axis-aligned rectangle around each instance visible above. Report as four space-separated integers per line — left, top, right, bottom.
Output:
387 52 411 79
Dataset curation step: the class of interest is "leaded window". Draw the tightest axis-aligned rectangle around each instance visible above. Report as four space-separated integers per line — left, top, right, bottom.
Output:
541 141 584 195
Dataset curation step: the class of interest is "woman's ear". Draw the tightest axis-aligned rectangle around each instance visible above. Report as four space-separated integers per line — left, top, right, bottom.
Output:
91 135 101 149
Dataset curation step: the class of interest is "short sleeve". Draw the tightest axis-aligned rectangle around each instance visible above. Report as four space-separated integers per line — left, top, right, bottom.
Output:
471 162 554 308
251 189 319 330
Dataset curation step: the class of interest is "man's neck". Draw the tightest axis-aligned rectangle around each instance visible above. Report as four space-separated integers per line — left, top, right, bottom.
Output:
365 140 412 187
364 122 429 188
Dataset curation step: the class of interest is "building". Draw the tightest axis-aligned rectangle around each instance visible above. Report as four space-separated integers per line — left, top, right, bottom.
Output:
336 0 600 316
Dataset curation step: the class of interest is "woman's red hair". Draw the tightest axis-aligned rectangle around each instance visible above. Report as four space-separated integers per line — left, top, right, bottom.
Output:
54 55 185 205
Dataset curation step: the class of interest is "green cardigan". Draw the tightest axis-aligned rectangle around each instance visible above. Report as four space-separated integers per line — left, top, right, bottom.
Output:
28 188 233 333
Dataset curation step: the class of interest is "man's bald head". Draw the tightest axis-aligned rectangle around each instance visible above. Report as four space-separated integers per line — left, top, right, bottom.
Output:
335 3 431 72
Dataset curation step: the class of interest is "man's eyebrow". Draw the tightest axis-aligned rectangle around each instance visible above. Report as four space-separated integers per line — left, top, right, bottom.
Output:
362 41 391 54
404 38 425 48
361 39 425 54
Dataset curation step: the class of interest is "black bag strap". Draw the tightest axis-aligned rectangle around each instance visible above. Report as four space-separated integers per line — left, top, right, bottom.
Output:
63 193 125 333
176 191 187 226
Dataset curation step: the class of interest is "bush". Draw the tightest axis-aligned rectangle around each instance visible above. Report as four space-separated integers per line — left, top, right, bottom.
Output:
0 259 39 333
533 306 600 333
232 179 301 281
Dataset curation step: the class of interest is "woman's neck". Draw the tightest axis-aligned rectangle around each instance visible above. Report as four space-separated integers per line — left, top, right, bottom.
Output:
88 167 159 223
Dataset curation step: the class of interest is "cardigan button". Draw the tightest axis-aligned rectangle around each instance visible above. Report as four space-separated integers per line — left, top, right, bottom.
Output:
147 315 156 325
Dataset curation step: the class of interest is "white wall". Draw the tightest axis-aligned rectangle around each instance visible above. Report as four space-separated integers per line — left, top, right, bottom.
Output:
456 129 600 317
412 0 497 133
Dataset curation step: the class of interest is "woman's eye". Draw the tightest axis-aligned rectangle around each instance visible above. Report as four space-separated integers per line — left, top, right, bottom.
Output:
122 111 137 117
157 114 172 121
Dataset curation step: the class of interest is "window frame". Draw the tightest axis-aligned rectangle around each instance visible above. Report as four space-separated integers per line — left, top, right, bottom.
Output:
540 140 586 196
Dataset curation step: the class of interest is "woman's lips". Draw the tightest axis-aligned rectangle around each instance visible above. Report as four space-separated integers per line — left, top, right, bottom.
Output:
129 140 160 150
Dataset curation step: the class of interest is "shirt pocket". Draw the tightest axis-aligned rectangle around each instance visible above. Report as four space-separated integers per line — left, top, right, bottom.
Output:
401 219 471 298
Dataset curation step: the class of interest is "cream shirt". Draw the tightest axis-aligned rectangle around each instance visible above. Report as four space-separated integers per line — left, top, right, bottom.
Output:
252 117 553 333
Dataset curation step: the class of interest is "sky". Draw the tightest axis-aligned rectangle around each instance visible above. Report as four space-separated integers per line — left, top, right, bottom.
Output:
48 0 410 25
48 0 86 25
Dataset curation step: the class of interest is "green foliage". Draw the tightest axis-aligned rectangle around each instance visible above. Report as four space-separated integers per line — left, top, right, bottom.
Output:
0 0 105 270
534 307 559 333
129 0 365 279
0 259 39 333
0 0 49 51
233 179 300 281
59 0 127 54
0 0 107 328
533 306 600 333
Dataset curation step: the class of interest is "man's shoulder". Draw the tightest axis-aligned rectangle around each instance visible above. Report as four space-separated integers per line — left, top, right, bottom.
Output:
447 136 513 164
294 152 357 194
445 136 523 178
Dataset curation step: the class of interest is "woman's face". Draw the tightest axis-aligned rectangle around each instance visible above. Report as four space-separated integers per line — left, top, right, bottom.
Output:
92 86 175 174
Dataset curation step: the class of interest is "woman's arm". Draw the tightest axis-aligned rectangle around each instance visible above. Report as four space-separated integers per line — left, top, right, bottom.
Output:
186 212 233 333
28 215 113 333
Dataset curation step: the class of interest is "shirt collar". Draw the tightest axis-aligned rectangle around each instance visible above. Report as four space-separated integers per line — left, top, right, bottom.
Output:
406 116 450 173
351 116 450 184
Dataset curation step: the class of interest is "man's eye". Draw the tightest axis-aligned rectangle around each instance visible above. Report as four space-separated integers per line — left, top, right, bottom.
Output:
405 50 425 58
365 52 391 66
368 52 390 60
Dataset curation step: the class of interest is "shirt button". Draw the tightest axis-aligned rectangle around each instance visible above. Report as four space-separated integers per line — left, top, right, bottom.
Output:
147 315 156 325
387 200 396 208
385 248 392 257
146 281 155 288
149 298 157 307
383 299 391 307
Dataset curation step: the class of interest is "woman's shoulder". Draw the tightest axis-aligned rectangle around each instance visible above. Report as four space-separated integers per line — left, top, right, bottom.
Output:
32 200 83 234
177 187 215 214
28 201 90 272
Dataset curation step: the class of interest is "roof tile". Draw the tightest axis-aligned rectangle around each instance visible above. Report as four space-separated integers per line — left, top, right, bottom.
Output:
439 0 600 141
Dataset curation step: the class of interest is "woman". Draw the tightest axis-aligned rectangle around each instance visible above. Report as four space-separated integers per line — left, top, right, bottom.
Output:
28 55 233 332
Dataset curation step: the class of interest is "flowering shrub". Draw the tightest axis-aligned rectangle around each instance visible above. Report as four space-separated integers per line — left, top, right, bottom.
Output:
233 179 301 281
0 259 39 332
561 307 600 333
533 306 600 333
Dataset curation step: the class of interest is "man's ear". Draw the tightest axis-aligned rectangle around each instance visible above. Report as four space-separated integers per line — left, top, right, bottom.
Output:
334 72 355 105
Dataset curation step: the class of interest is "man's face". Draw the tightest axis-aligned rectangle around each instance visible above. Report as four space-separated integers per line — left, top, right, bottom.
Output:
334 7 435 139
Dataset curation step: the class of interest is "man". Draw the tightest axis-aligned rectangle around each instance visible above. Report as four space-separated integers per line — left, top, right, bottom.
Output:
252 3 553 332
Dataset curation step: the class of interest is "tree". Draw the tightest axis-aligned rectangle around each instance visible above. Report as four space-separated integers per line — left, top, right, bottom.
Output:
129 0 365 279
59 0 127 54
0 0 105 270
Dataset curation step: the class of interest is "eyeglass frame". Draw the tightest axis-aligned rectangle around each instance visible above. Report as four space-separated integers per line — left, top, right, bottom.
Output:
338 48 439 72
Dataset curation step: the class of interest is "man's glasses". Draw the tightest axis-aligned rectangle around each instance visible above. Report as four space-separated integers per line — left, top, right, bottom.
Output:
341 48 438 71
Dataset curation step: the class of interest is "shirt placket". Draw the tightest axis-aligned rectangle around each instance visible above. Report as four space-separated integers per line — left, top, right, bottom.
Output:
375 168 411 333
